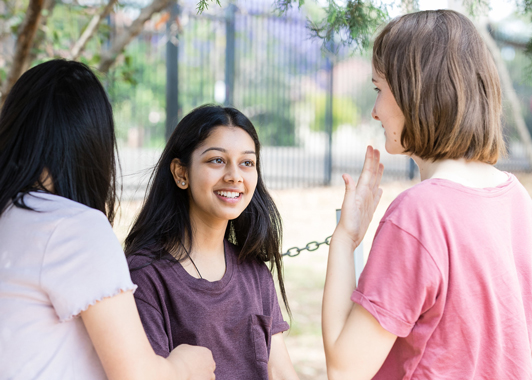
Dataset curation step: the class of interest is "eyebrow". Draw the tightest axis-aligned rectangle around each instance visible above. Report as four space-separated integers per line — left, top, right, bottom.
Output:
201 147 256 155
371 78 378 83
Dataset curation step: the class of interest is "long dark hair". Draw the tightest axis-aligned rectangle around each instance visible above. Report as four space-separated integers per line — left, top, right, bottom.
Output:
0 59 118 223
125 104 290 315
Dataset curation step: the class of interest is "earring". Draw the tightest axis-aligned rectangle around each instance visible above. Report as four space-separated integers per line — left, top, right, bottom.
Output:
181 181 186 186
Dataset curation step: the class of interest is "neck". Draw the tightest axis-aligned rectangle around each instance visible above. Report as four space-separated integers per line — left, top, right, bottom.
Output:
188 211 228 258
411 155 507 188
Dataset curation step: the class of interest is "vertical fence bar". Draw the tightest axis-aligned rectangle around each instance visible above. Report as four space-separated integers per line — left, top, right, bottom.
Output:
165 2 179 140
225 3 236 107
408 157 417 180
325 53 334 185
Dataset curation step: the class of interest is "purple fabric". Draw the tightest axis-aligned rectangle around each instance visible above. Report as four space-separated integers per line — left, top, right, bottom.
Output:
128 240 289 380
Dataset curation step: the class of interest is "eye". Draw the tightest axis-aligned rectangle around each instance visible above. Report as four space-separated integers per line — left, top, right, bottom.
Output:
209 157 224 164
242 160 255 167
373 87 381 93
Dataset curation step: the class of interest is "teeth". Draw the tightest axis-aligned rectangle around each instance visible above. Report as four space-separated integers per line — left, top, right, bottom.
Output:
217 191 240 199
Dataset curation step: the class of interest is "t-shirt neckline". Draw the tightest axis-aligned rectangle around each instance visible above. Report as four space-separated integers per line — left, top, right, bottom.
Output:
170 240 235 292
424 171 516 197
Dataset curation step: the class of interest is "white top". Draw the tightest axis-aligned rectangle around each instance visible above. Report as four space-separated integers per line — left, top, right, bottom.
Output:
0 192 136 380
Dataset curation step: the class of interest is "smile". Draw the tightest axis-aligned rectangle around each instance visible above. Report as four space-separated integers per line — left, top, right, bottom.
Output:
216 191 242 199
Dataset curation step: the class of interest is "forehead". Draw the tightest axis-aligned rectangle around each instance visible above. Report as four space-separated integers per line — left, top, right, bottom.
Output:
197 126 256 152
371 65 385 82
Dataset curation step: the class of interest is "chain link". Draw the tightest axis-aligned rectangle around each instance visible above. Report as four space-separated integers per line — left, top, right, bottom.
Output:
282 235 332 257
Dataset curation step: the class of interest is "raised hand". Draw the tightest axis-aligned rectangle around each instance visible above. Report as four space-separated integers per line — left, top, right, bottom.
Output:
335 146 384 250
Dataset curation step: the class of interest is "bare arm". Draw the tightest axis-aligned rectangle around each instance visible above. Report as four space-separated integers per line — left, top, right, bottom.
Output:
81 290 216 380
322 146 396 380
267 332 299 380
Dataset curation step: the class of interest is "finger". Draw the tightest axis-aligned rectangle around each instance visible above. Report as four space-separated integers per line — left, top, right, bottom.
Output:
357 146 376 188
343 173 356 192
341 174 356 217
369 148 381 189
373 162 384 196
373 188 383 212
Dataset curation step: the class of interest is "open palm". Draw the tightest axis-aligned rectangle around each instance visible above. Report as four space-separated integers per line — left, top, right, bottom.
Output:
337 146 384 248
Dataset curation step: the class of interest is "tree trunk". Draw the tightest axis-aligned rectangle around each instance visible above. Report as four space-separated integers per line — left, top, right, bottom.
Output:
23 0 57 73
477 23 532 168
97 0 171 73
70 0 118 60
0 0 44 107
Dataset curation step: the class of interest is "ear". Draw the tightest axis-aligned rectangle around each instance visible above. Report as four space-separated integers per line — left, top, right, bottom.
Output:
170 158 188 190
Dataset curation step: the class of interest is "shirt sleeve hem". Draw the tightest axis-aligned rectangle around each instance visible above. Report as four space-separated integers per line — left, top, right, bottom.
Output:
351 290 413 337
58 284 138 323
271 320 290 335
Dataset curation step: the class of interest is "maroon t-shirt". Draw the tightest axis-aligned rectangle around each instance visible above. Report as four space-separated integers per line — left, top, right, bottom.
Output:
127 240 289 380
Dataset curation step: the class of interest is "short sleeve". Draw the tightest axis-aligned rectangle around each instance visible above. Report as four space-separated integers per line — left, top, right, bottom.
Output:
128 261 170 357
262 266 289 335
135 297 170 357
351 221 443 337
41 209 136 322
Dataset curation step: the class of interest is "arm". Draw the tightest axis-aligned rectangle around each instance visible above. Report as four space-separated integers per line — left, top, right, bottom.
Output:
322 146 396 380
267 332 299 380
81 290 216 380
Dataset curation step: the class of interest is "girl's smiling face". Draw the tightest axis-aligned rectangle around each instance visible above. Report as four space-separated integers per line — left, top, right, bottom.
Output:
371 66 406 155
172 126 258 226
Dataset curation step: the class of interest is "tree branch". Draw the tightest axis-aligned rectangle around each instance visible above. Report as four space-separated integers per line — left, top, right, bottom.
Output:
97 0 171 73
1 0 44 106
69 0 118 60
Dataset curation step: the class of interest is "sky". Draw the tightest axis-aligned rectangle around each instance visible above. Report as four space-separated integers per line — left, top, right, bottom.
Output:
393 0 518 21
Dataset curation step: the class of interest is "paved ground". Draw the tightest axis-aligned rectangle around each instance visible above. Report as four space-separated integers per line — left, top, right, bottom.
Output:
114 173 532 379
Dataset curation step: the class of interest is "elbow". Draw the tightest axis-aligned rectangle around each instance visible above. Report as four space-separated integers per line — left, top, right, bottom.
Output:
326 360 372 380
327 367 351 380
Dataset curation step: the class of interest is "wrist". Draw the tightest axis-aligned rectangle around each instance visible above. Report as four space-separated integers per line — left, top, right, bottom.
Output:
331 227 360 252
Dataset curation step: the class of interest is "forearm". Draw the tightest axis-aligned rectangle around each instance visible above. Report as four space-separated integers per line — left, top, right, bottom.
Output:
82 291 215 380
322 228 359 357
268 332 299 380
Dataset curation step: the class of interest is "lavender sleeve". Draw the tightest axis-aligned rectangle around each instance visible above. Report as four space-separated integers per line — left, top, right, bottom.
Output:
40 209 137 322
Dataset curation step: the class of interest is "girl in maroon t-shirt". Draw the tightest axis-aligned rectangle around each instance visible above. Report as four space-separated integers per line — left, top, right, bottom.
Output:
125 105 299 380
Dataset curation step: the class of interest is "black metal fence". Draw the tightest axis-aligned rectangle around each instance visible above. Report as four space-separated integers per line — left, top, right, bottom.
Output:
108 1 532 198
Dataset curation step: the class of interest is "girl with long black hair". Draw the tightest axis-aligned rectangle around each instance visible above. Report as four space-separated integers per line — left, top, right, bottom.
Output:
126 105 299 380
0 59 215 380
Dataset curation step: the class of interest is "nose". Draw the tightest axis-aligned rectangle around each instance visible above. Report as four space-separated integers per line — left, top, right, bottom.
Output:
224 162 243 183
371 104 379 121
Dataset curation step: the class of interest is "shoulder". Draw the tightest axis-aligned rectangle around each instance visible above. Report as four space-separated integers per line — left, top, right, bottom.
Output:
380 179 468 230
228 241 272 276
227 242 277 290
26 191 100 217
127 249 176 289
23 192 111 235
384 181 442 216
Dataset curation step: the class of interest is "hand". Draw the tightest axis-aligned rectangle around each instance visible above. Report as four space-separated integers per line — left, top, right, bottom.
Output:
335 146 384 249
167 344 216 380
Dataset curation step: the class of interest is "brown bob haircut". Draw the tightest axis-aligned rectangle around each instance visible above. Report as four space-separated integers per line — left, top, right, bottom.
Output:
373 10 505 164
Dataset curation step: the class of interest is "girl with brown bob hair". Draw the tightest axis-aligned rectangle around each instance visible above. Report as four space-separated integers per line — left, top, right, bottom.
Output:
321 10 532 380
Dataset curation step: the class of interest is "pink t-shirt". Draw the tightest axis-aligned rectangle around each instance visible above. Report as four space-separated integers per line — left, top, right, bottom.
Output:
352 173 532 379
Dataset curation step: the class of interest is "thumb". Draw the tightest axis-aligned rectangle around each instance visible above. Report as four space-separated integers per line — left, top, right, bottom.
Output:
341 173 356 213
342 173 356 193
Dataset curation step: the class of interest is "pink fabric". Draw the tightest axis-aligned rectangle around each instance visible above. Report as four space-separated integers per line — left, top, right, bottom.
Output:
352 174 532 379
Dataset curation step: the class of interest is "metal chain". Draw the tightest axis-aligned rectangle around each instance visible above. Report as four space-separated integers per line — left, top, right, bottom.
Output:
282 235 332 257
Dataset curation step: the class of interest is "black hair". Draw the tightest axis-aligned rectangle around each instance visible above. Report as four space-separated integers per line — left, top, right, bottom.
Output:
0 59 118 223
125 104 290 315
